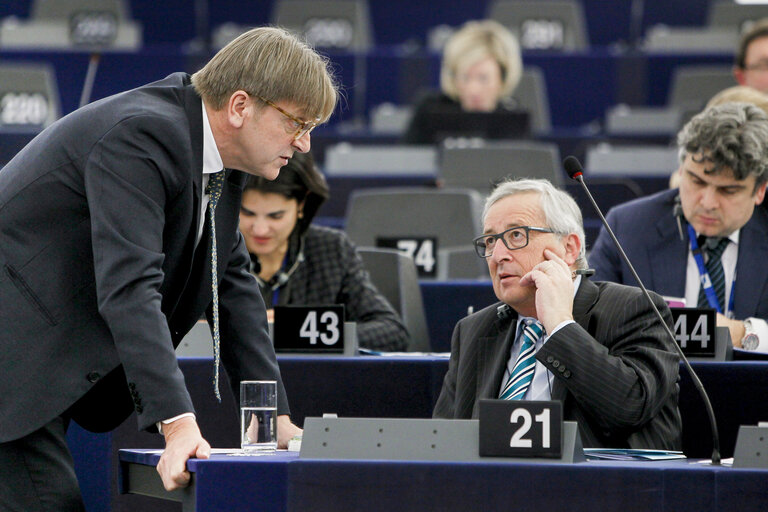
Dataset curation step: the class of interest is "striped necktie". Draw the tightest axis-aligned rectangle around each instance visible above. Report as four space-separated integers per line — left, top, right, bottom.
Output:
206 170 226 401
500 319 546 400
697 237 729 311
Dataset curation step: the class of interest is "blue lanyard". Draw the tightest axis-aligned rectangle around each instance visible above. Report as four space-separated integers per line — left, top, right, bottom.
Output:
686 224 735 316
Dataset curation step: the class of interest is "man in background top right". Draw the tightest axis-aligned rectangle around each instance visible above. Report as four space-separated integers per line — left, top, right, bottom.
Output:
590 103 768 352
734 18 768 93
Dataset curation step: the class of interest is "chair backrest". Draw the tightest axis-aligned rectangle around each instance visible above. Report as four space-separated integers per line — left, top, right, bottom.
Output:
604 104 683 136
439 140 562 195
369 103 414 135
345 187 485 279
271 0 373 50
357 247 431 352
584 143 679 177
323 143 437 176
708 2 768 33
667 65 736 111
0 62 60 131
31 0 131 20
641 26 739 53
487 0 589 51
512 66 551 134
0 0 140 49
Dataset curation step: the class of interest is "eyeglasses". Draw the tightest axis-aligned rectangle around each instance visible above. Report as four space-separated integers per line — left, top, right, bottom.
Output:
473 226 554 258
254 94 319 141
743 60 768 72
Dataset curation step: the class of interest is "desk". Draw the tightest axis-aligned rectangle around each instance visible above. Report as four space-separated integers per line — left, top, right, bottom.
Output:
118 448 768 512
75 358 768 512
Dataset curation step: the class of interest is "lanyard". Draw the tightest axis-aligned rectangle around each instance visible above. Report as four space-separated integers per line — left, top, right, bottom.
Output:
686 224 735 317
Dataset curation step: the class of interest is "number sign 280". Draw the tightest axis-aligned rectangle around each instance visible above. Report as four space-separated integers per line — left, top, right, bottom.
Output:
479 400 563 458
376 236 438 277
273 305 345 353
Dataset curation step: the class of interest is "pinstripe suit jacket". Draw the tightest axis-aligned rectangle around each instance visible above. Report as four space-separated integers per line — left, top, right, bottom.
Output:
433 278 682 450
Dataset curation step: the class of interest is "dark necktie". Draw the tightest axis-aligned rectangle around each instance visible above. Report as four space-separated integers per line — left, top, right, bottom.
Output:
500 319 545 400
206 171 226 401
697 237 729 310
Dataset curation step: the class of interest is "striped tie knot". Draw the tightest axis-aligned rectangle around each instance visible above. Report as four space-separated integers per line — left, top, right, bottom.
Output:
499 319 546 400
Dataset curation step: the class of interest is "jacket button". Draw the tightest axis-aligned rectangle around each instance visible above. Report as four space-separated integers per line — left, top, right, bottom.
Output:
552 360 560 368
87 372 101 383
558 366 566 373
546 355 554 363
564 370 571 378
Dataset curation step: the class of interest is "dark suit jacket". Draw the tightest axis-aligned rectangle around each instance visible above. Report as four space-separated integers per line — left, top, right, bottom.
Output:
590 188 768 321
0 73 288 442
263 225 409 351
433 279 682 450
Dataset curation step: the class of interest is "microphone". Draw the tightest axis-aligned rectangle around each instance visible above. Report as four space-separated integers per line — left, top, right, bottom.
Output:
563 155 721 465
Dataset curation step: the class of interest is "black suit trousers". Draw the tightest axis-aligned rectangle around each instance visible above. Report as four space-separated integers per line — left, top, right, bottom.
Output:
0 416 85 512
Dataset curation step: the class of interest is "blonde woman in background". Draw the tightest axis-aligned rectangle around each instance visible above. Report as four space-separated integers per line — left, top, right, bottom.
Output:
403 19 523 144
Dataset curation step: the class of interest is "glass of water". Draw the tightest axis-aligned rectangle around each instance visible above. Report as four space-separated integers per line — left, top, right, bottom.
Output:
240 380 277 453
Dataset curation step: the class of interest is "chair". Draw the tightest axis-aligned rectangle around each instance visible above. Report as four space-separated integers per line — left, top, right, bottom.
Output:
641 25 739 53
512 67 551 134
323 143 437 176
271 0 373 50
0 0 141 49
604 104 683 136
345 187 486 280
667 65 736 112
707 2 768 33
357 247 431 352
584 143 679 177
369 103 414 135
439 140 562 195
487 0 589 51
0 61 60 131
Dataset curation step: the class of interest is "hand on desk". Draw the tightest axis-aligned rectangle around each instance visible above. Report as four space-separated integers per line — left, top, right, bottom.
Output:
277 414 302 448
157 416 211 491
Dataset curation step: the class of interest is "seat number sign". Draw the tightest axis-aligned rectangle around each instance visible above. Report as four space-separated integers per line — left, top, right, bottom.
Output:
376 236 437 277
273 305 345 353
670 307 715 357
479 400 563 458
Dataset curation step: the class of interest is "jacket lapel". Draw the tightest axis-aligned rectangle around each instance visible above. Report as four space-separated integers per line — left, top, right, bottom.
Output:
474 310 517 413
647 197 688 297
734 210 768 318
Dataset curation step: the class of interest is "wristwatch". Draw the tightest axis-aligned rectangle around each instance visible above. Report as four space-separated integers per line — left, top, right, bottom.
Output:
741 319 760 351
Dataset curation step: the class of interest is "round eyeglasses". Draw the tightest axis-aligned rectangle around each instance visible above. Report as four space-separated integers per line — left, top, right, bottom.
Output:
254 94 319 141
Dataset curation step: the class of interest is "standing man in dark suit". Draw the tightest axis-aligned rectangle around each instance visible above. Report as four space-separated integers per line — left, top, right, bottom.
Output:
0 27 338 510
433 178 681 450
590 103 768 352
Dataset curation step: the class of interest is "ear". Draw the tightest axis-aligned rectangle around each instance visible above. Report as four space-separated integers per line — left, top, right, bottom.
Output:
733 66 747 86
754 181 767 205
562 233 581 267
226 90 253 129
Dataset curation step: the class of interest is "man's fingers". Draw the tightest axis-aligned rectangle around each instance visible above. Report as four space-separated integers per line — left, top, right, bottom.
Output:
157 456 191 491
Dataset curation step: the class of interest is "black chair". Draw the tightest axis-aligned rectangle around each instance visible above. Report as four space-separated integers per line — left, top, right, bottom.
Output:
358 247 431 352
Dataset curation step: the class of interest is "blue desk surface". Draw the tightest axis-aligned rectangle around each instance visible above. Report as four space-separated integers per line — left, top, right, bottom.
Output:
118 447 768 512
75 358 768 512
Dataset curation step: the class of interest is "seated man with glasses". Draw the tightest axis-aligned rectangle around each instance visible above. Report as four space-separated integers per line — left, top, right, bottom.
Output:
433 178 682 450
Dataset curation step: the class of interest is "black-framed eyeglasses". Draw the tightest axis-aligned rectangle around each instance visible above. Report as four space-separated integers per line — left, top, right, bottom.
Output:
254 94 319 141
473 226 555 258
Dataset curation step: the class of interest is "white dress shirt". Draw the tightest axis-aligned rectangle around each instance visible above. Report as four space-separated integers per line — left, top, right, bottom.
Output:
499 276 582 400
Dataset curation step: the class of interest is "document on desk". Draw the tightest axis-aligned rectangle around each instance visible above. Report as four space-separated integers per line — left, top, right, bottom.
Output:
584 449 686 461
357 348 450 357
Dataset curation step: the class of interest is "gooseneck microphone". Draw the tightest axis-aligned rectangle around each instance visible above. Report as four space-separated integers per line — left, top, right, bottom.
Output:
563 155 721 465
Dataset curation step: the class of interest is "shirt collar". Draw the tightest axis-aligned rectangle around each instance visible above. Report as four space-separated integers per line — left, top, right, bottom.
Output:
201 99 224 175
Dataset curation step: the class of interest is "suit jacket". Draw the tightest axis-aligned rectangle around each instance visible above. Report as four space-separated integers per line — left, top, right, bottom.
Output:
260 225 409 351
433 279 682 450
590 188 768 321
0 73 288 442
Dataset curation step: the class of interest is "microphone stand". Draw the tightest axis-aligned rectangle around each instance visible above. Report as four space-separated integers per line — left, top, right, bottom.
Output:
566 157 721 465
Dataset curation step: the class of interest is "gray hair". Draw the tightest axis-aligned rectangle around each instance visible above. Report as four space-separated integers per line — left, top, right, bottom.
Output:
677 102 768 189
483 178 588 270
